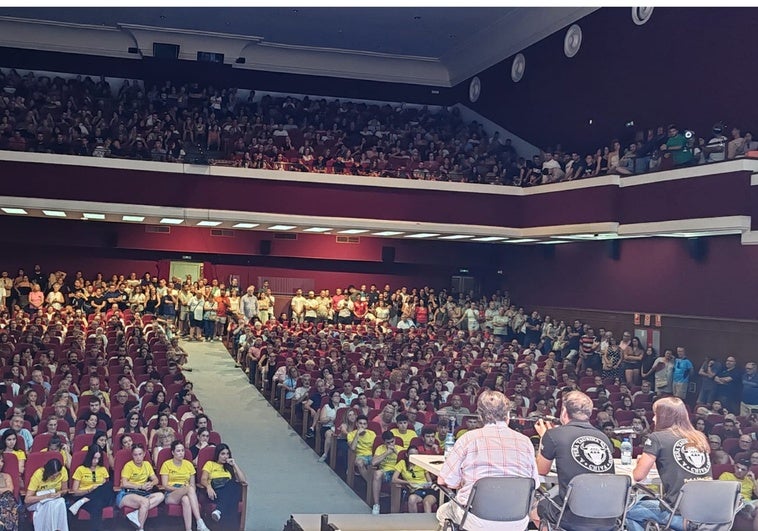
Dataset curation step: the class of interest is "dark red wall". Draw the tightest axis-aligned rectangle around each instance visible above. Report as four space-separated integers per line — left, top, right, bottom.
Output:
504 235 758 320
463 7 758 153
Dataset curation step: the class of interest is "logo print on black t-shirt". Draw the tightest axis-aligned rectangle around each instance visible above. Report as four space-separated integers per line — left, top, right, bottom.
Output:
571 435 613 472
672 439 710 475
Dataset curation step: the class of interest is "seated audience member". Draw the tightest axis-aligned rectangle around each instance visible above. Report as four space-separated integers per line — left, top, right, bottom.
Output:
392 445 437 513
160 441 210 531
717 458 758 528
24 458 69 531
68 445 114 529
117 444 165 530
370 430 399 515
200 443 247 525
347 415 377 490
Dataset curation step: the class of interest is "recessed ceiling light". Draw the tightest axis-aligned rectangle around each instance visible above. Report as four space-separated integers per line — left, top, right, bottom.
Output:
372 231 405 237
471 236 506 242
160 218 184 225
439 235 475 240
268 224 296 231
1 208 27 215
338 229 369 234
42 210 67 217
303 227 332 233
82 213 105 220
537 240 572 244
232 223 259 229
505 238 539 244
196 221 222 227
405 233 441 239
659 230 741 238
122 215 145 222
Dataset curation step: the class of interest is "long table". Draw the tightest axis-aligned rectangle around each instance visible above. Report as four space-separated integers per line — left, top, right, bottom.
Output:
409 454 661 485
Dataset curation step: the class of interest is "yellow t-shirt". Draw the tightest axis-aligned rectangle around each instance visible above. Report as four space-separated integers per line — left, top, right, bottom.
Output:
373 444 398 472
160 459 196 486
202 461 232 481
27 466 69 493
73 465 109 490
121 461 156 485
718 472 754 502
394 459 427 488
6 449 25 463
390 428 415 449
347 430 376 458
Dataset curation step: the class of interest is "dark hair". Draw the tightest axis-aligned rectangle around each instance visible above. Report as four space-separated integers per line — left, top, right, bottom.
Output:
356 414 368 423
42 458 64 481
170 439 184 453
82 444 102 468
214 443 235 477
396 414 409 423
92 431 107 448
1 429 17 450
382 430 394 441
421 426 436 436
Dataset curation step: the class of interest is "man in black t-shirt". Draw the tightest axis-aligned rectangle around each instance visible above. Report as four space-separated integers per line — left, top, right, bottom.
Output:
533 391 616 530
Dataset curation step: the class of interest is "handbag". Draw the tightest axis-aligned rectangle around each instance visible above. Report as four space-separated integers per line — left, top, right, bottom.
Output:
211 477 230 490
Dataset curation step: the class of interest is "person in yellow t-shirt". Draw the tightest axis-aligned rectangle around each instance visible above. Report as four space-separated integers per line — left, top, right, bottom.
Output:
390 414 416 448
117 444 165 530
68 446 114 527
24 458 69 531
160 441 210 531
718 458 758 524
1 430 26 474
370 431 399 515
393 446 437 513
200 443 248 525
348 415 377 488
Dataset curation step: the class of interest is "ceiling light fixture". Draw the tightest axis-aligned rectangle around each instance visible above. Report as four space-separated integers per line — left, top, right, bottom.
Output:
160 218 184 225
471 236 506 242
505 238 539 244
42 210 67 217
1 207 27 215
439 235 475 240
232 223 259 229
303 227 332 233
537 240 572 245
268 224 296 231
405 233 441 239
82 213 105 220
372 231 405 237
122 215 145 222
197 221 222 227
338 229 369 234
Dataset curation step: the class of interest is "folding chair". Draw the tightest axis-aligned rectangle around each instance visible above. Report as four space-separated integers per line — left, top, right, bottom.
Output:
538 473 631 531
440 476 535 531
636 480 742 531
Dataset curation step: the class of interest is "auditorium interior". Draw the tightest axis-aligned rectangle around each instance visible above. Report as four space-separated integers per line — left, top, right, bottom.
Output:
0 6 757 531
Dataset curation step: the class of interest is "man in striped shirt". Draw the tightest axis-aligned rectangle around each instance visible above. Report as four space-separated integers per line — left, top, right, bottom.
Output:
437 390 540 530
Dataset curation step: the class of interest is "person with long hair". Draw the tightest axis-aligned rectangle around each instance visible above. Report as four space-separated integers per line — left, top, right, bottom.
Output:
160 440 210 531
68 445 114 530
626 397 712 531
200 443 247 525
24 458 69 531
1 430 25 474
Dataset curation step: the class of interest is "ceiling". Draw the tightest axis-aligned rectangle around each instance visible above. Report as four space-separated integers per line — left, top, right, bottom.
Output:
0 7 515 58
0 6 596 86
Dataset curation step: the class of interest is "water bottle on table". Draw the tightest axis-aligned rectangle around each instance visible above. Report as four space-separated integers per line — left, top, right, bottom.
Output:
444 416 456 457
620 437 633 465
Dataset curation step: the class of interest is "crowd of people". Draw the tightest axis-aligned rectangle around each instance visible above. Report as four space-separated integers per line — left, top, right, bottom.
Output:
217 280 756 526
2 264 757 528
2 68 755 188
0 266 248 531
